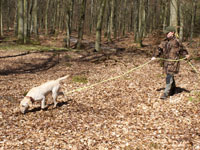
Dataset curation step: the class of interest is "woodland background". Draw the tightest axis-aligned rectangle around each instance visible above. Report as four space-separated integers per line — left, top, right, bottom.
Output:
0 0 199 48
0 0 200 150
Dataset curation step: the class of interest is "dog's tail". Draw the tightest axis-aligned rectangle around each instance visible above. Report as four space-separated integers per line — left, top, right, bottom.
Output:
56 75 69 82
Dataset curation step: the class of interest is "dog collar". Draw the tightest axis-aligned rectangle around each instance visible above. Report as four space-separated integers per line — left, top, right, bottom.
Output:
25 96 35 103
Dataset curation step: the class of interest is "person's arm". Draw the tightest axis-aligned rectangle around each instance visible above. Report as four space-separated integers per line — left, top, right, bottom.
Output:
179 43 190 60
151 41 166 60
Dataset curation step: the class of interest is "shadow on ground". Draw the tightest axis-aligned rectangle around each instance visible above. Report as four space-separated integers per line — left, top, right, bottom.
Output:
0 50 68 75
0 42 154 75
28 100 70 114
156 87 190 95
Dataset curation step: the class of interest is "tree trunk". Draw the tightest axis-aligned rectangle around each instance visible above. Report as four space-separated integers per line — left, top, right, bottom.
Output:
190 0 196 42
56 0 60 33
45 0 50 35
6 0 9 32
135 0 145 47
64 0 74 48
105 0 110 38
179 0 184 42
170 0 178 28
27 0 33 38
17 0 24 42
76 0 87 49
162 0 168 32
89 0 94 34
32 0 38 36
14 0 18 36
122 0 127 36
110 0 116 40
69 0 74 32
65 12 70 48
134 0 139 42
0 0 3 36
95 0 106 51
23 0 28 43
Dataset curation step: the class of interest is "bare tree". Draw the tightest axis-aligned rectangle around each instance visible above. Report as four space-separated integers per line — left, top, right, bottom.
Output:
23 0 27 43
190 0 197 42
45 0 50 35
179 0 184 42
65 0 74 48
76 0 87 49
170 0 178 28
17 0 24 42
135 0 145 47
95 0 106 51
0 0 3 36
32 0 38 36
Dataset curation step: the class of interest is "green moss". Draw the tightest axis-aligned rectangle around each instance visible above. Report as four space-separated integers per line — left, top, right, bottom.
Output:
0 44 70 52
149 142 161 149
72 76 88 84
65 62 72 67
189 92 200 103
156 73 165 78
194 57 200 61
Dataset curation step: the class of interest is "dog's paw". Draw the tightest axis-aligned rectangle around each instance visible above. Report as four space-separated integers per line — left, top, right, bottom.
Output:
41 107 48 111
41 105 48 110
53 103 58 108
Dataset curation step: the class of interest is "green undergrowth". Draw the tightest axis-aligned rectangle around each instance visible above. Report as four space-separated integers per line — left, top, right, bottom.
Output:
0 44 70 52
0 38 71 52
189 91 200 103
72 76 88 84
193 57 200 61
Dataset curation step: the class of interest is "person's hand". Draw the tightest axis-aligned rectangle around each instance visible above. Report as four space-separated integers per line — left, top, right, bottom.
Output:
151 57 156 61
185 54 191 61
186 54 190 59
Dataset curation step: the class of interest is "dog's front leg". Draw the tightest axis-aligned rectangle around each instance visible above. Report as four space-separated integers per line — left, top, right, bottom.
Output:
52 90 58 108
41 96 47 109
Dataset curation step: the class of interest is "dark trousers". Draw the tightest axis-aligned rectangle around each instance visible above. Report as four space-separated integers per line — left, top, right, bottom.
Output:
164 74 176 96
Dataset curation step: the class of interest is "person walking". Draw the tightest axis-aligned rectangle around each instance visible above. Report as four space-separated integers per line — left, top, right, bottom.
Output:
151 26 190 99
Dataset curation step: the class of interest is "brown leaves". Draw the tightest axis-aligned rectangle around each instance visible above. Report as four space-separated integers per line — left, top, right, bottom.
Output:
0 37 200 149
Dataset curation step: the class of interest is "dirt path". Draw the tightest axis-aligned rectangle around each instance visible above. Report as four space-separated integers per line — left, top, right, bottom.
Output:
0 38 200 149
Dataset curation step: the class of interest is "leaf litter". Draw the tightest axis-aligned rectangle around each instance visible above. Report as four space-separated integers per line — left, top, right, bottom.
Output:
0 35 200 149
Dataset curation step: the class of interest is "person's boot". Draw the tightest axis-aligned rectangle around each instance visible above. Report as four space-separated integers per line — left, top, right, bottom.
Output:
169 88 176 96
160 93 168 99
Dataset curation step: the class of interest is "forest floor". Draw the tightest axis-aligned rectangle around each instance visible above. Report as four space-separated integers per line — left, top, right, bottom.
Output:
0 32 200 150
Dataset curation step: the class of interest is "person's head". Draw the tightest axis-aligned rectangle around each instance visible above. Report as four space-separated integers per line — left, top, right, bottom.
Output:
164 26 176 39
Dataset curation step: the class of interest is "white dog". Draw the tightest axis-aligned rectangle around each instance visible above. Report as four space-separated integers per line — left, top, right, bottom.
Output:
20 75 69 114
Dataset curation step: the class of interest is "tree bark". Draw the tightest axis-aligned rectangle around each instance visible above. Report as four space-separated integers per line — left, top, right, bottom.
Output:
134 0 139 42
162 0 168 32
0 0 3 36
95 0 106 51
170 0 178 28
69 0 74 32
17 0 24 42
45 0 50 35
179 0 184 42
23 0 28 43
135 0 145 47
76 0 87 49
32 0 38 36
190 0 196 42
64 0 74 48
110 0 116 40
27 0 33 38
122 0 127 36
89 0 94 34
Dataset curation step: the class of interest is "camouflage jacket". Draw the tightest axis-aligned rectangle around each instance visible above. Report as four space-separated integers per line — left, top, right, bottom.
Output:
155 37 188 74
